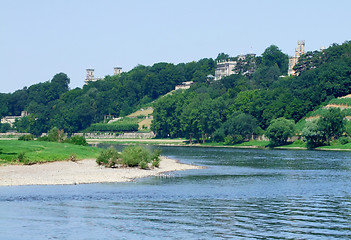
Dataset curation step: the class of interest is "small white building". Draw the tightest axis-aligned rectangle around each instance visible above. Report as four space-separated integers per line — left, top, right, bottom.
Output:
175 81 194 90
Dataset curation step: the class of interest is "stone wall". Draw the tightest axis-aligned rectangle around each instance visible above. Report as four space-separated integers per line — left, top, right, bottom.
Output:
0 132 30 138
73 132 156 139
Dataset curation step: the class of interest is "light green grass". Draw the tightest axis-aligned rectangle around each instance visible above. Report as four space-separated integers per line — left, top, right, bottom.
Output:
317 142 351 150
202 140 270 148
0 140 102 164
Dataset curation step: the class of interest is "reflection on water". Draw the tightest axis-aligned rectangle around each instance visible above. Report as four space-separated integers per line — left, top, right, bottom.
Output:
1 146 351 239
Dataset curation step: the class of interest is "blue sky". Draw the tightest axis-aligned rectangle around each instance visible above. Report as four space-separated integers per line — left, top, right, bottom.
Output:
1 0 350 93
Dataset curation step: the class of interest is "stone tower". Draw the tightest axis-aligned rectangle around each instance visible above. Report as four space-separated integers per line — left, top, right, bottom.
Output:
288 40 305 76
113 67 122 75
295 40 305 58
85 69 95 84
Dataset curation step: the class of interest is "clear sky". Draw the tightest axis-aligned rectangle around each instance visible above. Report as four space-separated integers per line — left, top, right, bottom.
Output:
1 0 350 93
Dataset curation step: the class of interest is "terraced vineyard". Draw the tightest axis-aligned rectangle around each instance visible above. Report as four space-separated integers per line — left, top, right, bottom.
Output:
328 97 351 107
305 95 351 119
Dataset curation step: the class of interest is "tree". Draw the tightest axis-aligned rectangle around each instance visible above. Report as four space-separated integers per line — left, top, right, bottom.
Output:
47 127 66 142
261 45 289 75
317 108 345 141
216 53 230 61
215 112 260 144
266 118 296 146
302 120 325 149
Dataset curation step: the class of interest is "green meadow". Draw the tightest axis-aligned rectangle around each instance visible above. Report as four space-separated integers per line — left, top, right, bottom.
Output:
0 140 101 165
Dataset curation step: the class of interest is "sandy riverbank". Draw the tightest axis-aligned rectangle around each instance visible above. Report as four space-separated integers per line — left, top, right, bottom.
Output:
0 157 202 186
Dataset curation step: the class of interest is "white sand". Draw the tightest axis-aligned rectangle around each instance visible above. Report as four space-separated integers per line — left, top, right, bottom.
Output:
0 157 202 186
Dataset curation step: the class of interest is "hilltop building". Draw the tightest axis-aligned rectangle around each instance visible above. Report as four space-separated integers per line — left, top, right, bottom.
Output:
175 81 194 90
1 111 29 127
214 54 256 80
288 40 305 76
84 67 122 85
215 60 237 80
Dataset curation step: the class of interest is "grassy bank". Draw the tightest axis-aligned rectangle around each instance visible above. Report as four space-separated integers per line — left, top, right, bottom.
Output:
0 140 102 165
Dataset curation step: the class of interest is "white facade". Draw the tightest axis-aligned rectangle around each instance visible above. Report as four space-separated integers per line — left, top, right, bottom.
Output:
114 67 122 75
214 60 237 80
1 111 28 127
85 67 122 85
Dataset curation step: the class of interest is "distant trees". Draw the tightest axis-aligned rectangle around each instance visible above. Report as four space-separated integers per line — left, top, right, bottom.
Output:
3 40 351 145
302 108 346 149
214 112 260 144
265 118 296 146
5 59 215 136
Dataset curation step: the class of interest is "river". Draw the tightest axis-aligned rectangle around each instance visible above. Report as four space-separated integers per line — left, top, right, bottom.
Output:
1 146 351 239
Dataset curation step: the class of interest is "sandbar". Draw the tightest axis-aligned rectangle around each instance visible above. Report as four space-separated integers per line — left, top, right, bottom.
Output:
0 157 202 186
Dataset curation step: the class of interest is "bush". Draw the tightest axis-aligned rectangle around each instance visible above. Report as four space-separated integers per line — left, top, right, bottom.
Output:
64 135 88 146
266 118 296 146
121 145 151 167
120 146 162 168
97 146 162 169
18 134 34 141
87 123 139 132
224 135 244 145
48 127 66 142
96 148 121 168
139 160 148 169
17 152 32 165
37 127 66 142
151 149 161 168
338 136 350 145
67 153 78 162
37 135 49 141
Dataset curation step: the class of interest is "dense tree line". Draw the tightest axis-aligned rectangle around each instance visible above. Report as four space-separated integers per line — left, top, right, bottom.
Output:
0 59 215 136
152 41 351 143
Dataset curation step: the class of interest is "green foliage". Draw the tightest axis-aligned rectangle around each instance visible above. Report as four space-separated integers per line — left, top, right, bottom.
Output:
318 108 345 141
302 120 325 149
45 127 66 142
139 160 148 169
329 97 351 106
16 152 26 163
87 123 139 132
120 145 162 168
219 112 260 144
18 134 34 141
261 45 289 75
224 135 244 145
4 59 215 136
0 123 12 133
151 149 161 168
64 135 88 146
67 153 78 162
121 145 151 167
96 148 121 168
0 140 101 164
338 136 350 145
266 118 296 146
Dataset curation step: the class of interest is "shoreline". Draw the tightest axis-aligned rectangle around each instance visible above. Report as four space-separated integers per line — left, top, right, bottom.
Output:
88 139 351 152
0 156 202 187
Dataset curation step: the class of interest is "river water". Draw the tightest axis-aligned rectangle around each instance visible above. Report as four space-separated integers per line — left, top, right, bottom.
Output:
1 146 351 239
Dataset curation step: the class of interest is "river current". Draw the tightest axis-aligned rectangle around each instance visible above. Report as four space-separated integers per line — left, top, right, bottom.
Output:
1 146 351 239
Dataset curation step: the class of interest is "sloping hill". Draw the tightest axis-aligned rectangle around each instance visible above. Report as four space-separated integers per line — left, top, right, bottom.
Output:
305 94 351 121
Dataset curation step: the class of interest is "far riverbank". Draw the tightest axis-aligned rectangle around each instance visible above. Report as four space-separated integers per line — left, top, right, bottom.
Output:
87 138 351 152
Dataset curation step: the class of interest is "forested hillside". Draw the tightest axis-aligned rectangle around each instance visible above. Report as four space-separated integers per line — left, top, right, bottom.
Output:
0 59 214 135
1 40 351 141
152 41 351 143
